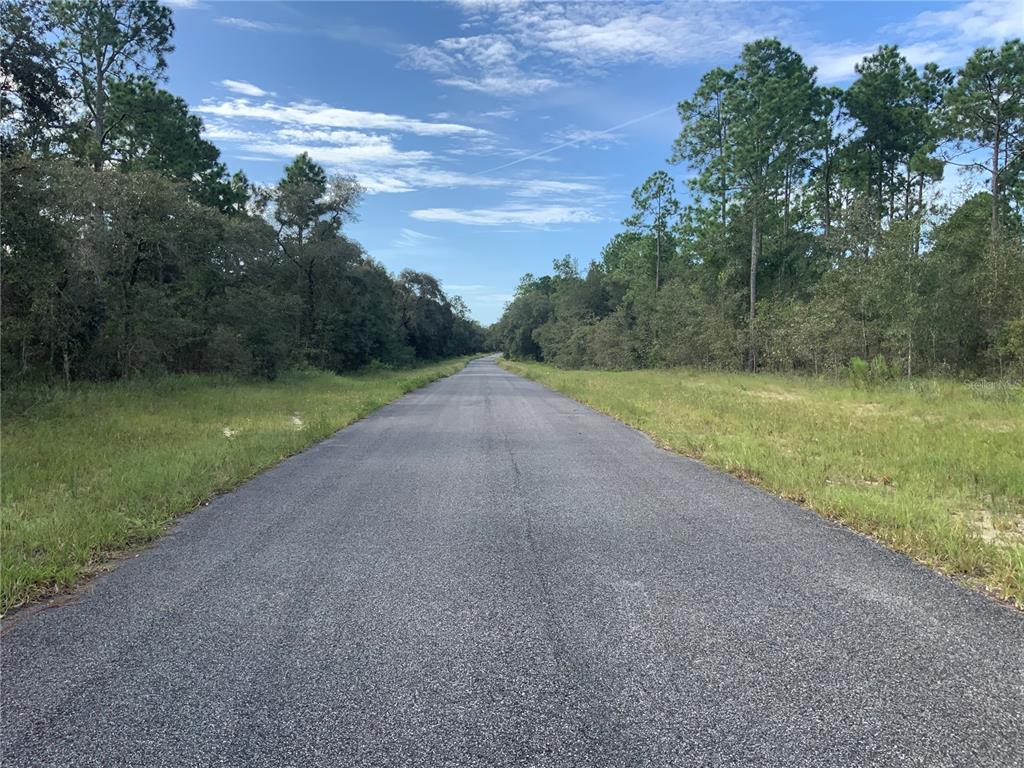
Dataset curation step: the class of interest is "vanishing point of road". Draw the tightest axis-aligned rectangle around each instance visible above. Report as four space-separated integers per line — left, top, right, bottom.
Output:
3 356 1022 767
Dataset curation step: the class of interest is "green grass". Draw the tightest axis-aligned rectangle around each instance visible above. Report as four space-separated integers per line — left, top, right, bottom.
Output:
1 359 471 612
501 359 1024 606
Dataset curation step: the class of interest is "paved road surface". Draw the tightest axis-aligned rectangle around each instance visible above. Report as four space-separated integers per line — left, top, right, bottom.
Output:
3 356 1022 767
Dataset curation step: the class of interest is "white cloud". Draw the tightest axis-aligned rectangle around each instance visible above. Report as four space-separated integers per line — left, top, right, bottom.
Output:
404 32 559 96
210 130 512 194
214 17 281 32
399 227 440 241
392 227 442 249
409 0 1022 96
194 97 487 137
903 0 1023 45
196 93 609 199
404 1 794 95
200 110 595 196
202 121 259 142
218 79 275 98
410 204 600 227
809 0 1024 82
438 74 559 96
546 126 624 148
509 179 601 198
231 139 431 169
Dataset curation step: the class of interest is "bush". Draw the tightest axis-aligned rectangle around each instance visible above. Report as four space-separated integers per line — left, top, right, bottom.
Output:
849 354 900 387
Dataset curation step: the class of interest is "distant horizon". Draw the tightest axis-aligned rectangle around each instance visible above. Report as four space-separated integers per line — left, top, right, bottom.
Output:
166 0 1022 323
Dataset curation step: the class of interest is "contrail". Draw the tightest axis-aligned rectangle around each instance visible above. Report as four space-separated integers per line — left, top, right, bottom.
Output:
473 105 677 175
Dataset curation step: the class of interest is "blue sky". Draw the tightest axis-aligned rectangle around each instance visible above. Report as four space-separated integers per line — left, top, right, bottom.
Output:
164 0 1021 323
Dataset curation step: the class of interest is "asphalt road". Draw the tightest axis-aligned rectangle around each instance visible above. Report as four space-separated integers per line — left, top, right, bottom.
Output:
3 356 1022 767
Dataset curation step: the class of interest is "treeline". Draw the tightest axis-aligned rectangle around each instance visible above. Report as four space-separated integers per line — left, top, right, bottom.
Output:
1 1 484 386
492 39 1024 378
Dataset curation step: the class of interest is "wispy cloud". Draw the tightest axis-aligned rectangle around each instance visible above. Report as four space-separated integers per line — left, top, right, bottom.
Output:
195 93 609 196
807 0 1023 82
506 2 793 68
474 105 674 175
214 17 285 32
201 115 570 195
194 98 487 137
404 1 794 95
438 74 558 97
481 108 516 119
509 179 602 198
405 33 559 96
393 227 442 248
902 0 1023 45
410 204 601 227
218 79 275 98
546 126 624 149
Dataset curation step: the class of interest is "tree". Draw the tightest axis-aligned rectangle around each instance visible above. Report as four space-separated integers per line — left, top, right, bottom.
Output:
1 5 485 386
262 153 363 348
908 63 953 252
947 40 1024 241
396 270 454 359
97 78 243 210
0 0 68 154
673 67 733 227
676 39 820 370
844 46 921 221
809 86 845 238
51 0 174 170
624 171 680 291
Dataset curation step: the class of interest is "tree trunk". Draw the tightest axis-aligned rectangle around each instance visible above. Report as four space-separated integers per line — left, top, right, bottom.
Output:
904 158 913 221
915 174 925 255
120 280 132 379
305 260 316 348
823 148 832 238
655 228 661 292
991 123 1001 242
749 205 760 373
93 68 106 171
63 345 71 391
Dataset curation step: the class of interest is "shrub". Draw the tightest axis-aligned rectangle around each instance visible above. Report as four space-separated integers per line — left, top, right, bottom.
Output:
849 354 899 387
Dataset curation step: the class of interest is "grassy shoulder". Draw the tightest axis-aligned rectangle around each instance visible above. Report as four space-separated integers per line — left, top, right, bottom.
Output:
501 359 1024 606
1 358 471 613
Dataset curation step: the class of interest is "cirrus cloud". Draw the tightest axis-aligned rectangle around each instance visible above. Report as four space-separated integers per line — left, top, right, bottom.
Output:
194 97 488 137
410 204 601 227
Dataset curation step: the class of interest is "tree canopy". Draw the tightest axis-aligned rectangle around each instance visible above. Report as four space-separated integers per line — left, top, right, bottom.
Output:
494 37 1024 379
1 0 485 387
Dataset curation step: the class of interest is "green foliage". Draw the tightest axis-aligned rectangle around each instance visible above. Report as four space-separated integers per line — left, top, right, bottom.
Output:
496 38 1024 381
624 171 680 290
50 0 174 168
997 316 1024 379
947 40 1024 236
0 0 68 154
1 6 486 387
848 355 900 387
